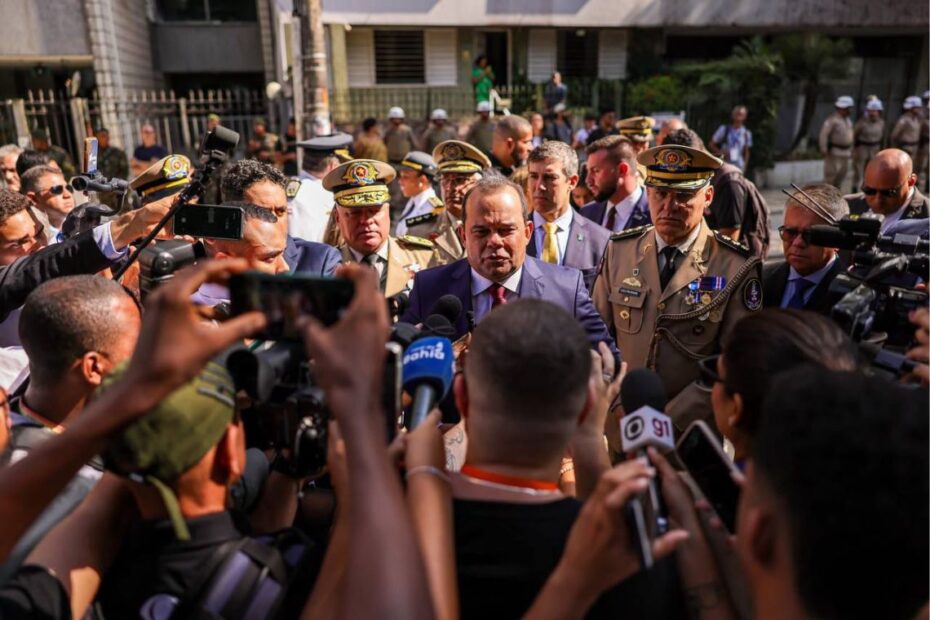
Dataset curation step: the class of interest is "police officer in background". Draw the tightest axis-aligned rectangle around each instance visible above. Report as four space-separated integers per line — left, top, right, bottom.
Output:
616 116 655 155
323 159 439 297
852 98 885 192
592 144 762 431
819 96 855 190
394 151 442 237
421 109 458 154
406 140 491 264
287 133 353 243
891 96 924 162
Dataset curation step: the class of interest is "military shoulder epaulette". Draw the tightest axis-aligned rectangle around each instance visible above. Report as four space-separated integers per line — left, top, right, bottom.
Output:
427 196 444 211
610 225 653 241
405 212 438 227
398 235 435 249
713 230 751 256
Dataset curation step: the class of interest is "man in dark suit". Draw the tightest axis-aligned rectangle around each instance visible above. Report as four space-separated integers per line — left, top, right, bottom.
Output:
401 173 618 356
763 183 849 315
579 135 650 233
284 235 341 276
524 141 610 291
844 148 929 232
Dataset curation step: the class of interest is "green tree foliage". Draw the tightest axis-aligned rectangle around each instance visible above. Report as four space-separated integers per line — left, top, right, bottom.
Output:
772 34 853 151
626 75 686 114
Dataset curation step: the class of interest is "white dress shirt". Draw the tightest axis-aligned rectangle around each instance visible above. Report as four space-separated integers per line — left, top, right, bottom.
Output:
532 207 574 265
288 171 334 243
602 186 643 233
395 187 437 237
470 266 523 323
879 187 916 234
350 241 389 281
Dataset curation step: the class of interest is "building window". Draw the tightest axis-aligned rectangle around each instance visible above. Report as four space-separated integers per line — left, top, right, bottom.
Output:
558 30 599 79
157 0 257 22
374 31 425 84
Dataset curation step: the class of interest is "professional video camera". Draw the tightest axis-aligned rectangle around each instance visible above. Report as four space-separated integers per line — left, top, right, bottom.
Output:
805 213 929 353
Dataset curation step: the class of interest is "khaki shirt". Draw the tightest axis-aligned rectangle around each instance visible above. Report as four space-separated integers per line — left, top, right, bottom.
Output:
592 223 762 417
422 125 459 154
891 113 921 147
384 125 418 162
338 235 439 297
404 208 465 265
853 117 884 146
819 113 854 155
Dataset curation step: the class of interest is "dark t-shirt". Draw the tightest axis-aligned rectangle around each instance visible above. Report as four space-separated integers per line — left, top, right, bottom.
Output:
707 164 747 231
0 566 71 619
454 497 686 619
133 144 168 162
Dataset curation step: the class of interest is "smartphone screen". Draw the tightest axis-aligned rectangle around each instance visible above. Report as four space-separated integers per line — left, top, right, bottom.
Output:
382 342 402 442
229 272 354 342
676 422 740 532
174 204 244 240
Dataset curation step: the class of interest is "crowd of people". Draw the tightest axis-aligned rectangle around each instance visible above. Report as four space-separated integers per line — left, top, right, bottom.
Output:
0 84 925 620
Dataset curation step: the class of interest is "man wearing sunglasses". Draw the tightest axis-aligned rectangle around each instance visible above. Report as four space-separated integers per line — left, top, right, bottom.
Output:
762 183 848 315
592 144 762 433
20 165 74 243
845 148 929 233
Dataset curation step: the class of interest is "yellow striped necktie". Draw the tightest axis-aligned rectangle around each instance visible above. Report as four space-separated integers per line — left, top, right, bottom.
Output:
542 222 558 264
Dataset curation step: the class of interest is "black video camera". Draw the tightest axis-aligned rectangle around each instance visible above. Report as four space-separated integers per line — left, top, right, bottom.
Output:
806 214 929 350
137 239 205 300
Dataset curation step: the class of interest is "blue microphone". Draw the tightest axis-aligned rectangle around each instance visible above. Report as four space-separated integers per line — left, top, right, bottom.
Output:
402 336 454 430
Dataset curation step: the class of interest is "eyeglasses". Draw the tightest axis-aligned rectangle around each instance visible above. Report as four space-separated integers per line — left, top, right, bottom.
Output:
43 184 72 196
777 225 810 244
696 355 724 389
861 183 904 197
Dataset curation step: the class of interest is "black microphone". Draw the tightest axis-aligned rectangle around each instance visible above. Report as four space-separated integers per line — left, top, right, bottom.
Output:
619 368 668 413
860 342 919 376
430 294 463 325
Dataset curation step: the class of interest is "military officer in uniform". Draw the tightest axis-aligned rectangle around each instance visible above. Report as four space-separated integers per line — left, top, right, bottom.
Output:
592 144 763 432
394 151 441 237
852 99 885 192
617 116 655 155
323 159 439 297
287 132 353 243
819 96 855 190
891 96 924 161
405 140 491 264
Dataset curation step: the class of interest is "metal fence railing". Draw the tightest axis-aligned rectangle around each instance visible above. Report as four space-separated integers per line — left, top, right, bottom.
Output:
0 88 268 166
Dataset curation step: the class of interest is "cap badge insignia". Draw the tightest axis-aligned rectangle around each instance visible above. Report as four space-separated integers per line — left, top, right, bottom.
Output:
344 162 378 186
443 143 465 161
656 148 693 172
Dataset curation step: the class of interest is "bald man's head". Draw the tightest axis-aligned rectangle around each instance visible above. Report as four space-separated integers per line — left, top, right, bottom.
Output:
862 149 916 216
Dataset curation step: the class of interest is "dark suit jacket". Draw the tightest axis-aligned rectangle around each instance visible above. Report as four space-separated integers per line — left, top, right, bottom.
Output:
579 190 651 231
762 258 844 316
845 187 930 221
0 230 110 322
526 213 610 291
285 236 342 277
401 256 619 357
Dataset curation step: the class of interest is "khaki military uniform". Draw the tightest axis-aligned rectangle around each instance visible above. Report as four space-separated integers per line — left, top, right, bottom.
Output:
891 112 921 160
819 113 854 190
918 116 929 191
852 117 884 190
422 125 458 155
338 235 439 297
404 206 464 265
384 125 418 163
593 223 762 431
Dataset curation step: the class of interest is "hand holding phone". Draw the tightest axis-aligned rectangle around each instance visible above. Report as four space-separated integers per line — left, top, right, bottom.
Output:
676 421 741 533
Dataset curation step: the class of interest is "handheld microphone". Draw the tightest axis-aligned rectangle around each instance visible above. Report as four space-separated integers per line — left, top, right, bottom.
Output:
859 342 919 376
430 295 463 325
619 368 667 414
402 336 454 430
386 290 410 318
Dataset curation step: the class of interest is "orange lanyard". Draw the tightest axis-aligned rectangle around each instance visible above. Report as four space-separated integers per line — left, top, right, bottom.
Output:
460 464 560 492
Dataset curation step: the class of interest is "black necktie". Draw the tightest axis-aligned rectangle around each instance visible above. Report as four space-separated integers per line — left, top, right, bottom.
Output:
659 246 681 290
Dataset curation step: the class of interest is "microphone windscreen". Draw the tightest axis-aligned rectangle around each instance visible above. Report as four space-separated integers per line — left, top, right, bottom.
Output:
430 294 463 324
402 336 454 396
422 314 456 339
620 368 667 413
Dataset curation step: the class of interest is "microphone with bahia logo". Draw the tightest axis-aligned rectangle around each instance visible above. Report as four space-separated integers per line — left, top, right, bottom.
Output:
402 336 454 430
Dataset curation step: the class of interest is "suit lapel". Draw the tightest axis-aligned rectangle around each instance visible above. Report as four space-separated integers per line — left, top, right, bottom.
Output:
449 259 472 334
806 259 842 311
338 244 354 264
284 236 301 273
518 257 546 299
627 191 652 229
563 215 585 267
906 188 930 219
660 225 710 303
765 262 789 307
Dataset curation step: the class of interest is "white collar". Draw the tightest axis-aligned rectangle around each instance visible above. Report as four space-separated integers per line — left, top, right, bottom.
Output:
349 240 389 263
299 170 324 182
470 265 523 295
788 254 836 284
608 185 642 211
655 221 703 254
532 205 573 231
410 186 436 209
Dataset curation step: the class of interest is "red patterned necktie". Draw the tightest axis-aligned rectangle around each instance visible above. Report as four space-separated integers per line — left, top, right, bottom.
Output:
490 283 508 308
605 207 617 232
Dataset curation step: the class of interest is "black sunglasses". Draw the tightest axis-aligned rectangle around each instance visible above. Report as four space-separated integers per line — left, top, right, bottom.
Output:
861 183 904 197
697 355 723 390
44 184 72 196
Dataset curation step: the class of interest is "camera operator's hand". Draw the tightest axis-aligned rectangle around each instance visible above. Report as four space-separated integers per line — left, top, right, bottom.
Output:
524 460 689 620
121 258 267 412
905 307 930 386
299 264 390 429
